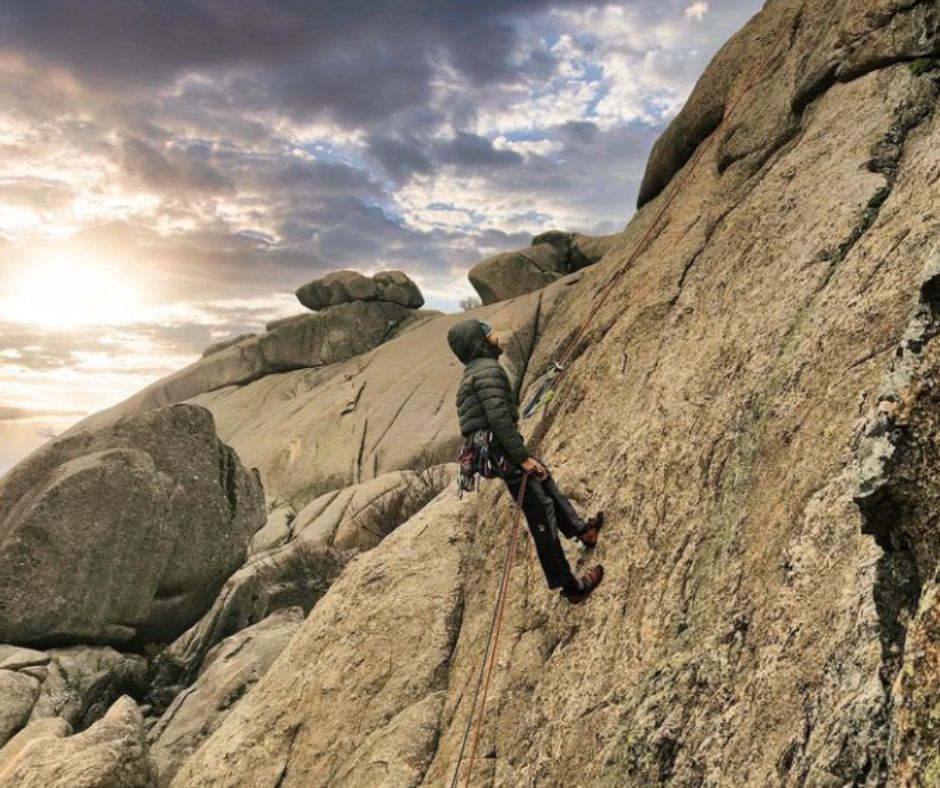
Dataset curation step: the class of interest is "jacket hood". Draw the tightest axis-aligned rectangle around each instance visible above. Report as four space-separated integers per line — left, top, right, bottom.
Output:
447 319 494 364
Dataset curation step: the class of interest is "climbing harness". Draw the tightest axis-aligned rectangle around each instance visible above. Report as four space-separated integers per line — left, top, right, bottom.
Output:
456 429 509 499
522 361 563 419
450 16 793 785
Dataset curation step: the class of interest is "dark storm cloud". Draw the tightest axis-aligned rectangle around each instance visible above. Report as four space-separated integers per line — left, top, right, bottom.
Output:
0 0 596 125
121 137 235 196
436 133 523 169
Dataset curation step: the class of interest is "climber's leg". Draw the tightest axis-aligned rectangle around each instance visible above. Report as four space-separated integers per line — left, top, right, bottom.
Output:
502 466 580 594
538 467 587 539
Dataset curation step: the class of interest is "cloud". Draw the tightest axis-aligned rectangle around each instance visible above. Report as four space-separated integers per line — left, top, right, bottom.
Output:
0 0 765 474
685 2 710 21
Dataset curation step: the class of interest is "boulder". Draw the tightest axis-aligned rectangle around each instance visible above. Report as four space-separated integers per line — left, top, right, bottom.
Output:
373 270 424 308
247 501 295 557
468 243 561 305
186 290 552 505
148 608 303 787
0 696 156 787
170 489 467 787
27 647 148 731
468 232 613 304
293 466 454 552
296 269 424 311
0 404 265 646
0 671 39 748
151 469 452 694
201 334 256 358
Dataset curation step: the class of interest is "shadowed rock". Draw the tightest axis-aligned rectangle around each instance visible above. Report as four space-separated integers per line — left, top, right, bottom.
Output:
0 404 265 646
469 231 613 304
149 608 303 787
0 697 156 787
296 269 424 311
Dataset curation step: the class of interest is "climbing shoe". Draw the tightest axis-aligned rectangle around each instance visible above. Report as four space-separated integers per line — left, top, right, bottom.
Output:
578 511 604 548
562 565 604 604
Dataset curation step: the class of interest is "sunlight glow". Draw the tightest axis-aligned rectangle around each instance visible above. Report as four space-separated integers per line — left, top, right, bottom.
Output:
1 251 141 328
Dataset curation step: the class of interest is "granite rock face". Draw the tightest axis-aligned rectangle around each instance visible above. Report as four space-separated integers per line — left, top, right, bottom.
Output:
148 608 303 787
468 231 613 304
168 1 940 786
170 489 466 788
59 301 421 438
4 2 940 786
0 404 265 646
0 696 156 788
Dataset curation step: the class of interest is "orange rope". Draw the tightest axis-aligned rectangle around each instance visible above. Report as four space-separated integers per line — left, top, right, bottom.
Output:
450 472 528 788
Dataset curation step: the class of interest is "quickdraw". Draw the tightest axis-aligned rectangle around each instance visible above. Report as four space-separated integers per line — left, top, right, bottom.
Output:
522 361 563 419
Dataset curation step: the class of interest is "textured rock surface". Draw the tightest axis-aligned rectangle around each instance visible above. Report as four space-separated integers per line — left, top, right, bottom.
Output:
469 232 612 304
0 671 39 747
247 500 296 556
170 1 940 785
149 608 302 786
186 288 563 505
4 2 940 786
0 696 156 787
151 467 451 696
0 404 265 645
27 647 148 731
201 334 256 358
296 268 424 311
171 489 466 787
59 301 418 439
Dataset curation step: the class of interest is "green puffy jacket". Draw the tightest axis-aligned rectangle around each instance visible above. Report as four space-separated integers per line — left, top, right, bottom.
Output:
447 319 529 464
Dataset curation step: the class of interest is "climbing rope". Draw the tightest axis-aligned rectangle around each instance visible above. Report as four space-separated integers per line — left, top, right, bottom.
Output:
450 16 792 785
449 473 528 788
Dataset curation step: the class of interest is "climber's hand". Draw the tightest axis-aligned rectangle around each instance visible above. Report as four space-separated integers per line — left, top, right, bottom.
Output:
521 458 548 480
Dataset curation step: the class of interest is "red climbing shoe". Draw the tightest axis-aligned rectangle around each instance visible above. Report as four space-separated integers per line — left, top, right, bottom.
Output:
563 565 604 604
578 511 604 548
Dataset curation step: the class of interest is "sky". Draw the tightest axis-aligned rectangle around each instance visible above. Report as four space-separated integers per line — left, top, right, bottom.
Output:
0 0 762 475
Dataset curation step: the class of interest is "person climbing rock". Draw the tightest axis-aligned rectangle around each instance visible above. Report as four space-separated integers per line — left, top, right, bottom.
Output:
447 317 604 604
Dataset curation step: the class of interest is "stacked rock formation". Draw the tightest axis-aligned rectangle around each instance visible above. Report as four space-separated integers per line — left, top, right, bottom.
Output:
295 269 424 311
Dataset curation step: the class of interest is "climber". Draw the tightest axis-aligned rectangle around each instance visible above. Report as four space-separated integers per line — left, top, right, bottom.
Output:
447 318 604 604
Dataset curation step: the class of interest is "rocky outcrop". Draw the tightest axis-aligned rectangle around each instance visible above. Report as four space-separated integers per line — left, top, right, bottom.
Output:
468 231 613 304
637 0 940 208
0 696 156 787
201 334 256 358
0 404 265 646
247 498 296 556
171 2 940 784
296 269 424 311
0 671 38 748
148 608 303 787
3 2 940 786
186 290 556 505
58 301 423 440
170 488 466 787
149 467 452 698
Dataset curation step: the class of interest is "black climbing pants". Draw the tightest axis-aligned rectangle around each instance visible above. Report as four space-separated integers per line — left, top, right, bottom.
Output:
500 459 586 594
